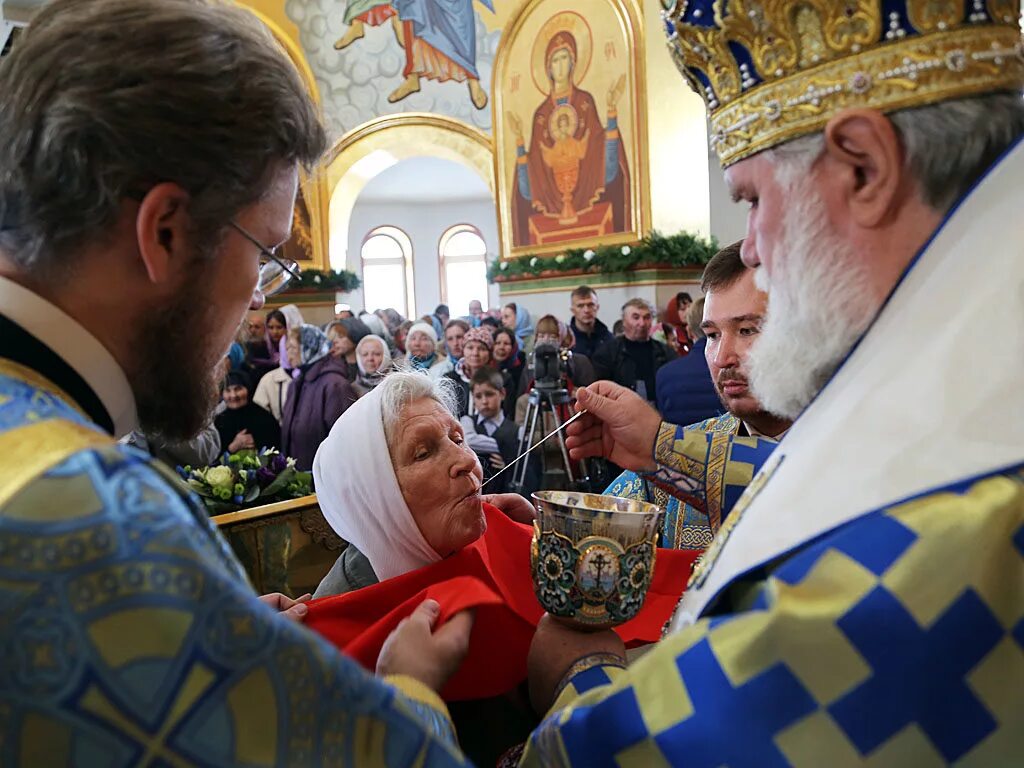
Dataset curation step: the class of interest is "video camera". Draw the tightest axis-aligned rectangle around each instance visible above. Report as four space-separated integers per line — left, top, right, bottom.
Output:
532 342 571 391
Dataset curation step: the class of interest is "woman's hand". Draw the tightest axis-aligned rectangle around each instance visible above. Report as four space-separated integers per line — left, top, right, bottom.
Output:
377 600 474 693
481 492 536 524
565 382 662 472
228 429 255 452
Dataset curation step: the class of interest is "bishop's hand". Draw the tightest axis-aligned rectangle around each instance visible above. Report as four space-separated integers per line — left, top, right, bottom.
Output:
565 382 662 472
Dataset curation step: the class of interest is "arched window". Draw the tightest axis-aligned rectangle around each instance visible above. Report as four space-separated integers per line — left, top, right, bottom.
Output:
439 224 488 318
361 226 414 317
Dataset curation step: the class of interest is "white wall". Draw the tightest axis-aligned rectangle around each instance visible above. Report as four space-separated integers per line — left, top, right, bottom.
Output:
343 198 502 317
708 150 749 246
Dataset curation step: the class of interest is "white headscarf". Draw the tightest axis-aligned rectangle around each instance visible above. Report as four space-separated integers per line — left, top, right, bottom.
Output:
312 383 442 581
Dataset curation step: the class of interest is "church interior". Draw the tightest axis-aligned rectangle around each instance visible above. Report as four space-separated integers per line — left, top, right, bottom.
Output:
1 0 1022 764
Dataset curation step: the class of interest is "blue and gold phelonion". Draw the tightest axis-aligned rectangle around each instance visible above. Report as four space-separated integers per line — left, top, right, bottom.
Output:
530 491 664 630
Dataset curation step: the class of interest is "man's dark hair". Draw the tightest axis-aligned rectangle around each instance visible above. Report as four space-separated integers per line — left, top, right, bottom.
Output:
480 316 500 330
571 285 597 301
700 240 747 294
470 367 505 393
0 0 326 281
676 291 693 305
435 304 450 317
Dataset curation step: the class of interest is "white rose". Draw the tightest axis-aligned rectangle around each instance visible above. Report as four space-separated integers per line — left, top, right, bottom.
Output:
205 465 235 491
500 262 509 271
530 257 538 267
621 245 632 255
555 255 566 264
584 249 596 259
313 275 322 284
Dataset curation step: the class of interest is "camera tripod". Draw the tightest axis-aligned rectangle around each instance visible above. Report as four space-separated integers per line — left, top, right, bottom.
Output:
509 385 589 494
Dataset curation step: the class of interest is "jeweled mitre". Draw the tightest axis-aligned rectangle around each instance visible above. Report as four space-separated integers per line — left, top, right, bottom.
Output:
661 1 1024 166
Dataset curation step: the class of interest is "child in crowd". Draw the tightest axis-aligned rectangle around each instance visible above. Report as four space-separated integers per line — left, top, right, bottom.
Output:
461 368 520 495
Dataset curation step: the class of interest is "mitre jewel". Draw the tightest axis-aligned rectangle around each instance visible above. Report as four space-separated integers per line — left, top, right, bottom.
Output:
661 0 1024 166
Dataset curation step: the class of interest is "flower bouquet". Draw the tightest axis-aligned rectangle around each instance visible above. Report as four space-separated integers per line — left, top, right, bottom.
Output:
179 448 313 514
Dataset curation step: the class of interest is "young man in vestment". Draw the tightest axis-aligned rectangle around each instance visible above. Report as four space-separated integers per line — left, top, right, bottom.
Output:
0 1 473 763
516 3 1024 765
605 241 791 550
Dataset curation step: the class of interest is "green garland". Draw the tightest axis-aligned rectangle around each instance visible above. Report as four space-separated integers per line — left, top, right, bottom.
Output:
291 268 362 292
489 230 718 283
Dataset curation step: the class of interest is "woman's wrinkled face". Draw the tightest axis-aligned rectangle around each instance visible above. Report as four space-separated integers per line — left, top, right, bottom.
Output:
493 333 513 362
358 340 385 375
462 340 491 374
407 331 434 359
267 317 286 344
391 398 485 558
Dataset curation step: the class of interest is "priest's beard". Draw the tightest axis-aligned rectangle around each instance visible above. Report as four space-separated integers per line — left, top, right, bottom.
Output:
131 268 227 442
747 176 879 420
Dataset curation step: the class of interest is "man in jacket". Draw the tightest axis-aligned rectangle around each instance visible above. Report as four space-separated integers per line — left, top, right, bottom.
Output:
590 298 676 404
568 285 613 358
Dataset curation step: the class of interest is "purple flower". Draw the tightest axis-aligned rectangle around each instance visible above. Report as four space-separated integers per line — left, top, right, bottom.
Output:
269 454 288 473
256 467 276 487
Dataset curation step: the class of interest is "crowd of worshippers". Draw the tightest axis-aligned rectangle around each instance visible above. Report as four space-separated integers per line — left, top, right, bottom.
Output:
126 242 778 524
125 279 730 490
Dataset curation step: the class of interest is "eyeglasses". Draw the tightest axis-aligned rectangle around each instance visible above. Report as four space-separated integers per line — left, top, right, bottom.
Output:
228 220 301 297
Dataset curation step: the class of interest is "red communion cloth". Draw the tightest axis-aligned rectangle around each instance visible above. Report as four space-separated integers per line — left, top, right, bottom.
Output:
304 504 700 701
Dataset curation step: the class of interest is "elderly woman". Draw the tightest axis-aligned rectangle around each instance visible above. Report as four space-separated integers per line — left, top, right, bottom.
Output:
405 321 448 378
307 371 697 763
443 326 515 418
281 324 357 470
326 316 371 382
351 334 393 397
313 371 485 593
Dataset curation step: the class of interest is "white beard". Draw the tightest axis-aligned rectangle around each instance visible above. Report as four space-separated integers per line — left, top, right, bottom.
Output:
747 176 879 420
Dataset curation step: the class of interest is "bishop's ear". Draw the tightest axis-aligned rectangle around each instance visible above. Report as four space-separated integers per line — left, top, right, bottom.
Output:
822 109 908 229
134 182 193 285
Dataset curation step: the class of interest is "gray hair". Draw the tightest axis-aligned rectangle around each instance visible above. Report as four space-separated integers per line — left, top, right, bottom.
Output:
378 368 459 449
769 92 1024 211
0 0 326 281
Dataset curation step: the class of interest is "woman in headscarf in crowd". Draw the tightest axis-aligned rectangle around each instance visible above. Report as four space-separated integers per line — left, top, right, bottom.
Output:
404 322 448 378
514 314 595 426
281 324 356 470
214 370 281 454
492 326 525 378
661 292 693 356
326 316 371 382
247 309 287 383
352 334 393 397
444 326 513 418
500 302 534 350
392 319 414 363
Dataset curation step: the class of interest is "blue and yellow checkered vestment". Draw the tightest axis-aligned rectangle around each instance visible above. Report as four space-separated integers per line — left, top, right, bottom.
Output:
605 413 743 550
519 422 1024 766
0 359 465 766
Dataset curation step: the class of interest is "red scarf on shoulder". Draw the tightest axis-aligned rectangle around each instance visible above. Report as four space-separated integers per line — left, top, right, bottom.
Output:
305 504 699 701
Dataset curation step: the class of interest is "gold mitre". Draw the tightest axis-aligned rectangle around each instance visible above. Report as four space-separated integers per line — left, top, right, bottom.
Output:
661 1 1024 166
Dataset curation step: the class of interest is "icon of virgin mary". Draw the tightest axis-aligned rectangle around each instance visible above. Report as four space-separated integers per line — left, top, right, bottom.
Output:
508 26 631 248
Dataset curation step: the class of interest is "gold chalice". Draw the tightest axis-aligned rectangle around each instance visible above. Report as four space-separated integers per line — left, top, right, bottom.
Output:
530 491 663 630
